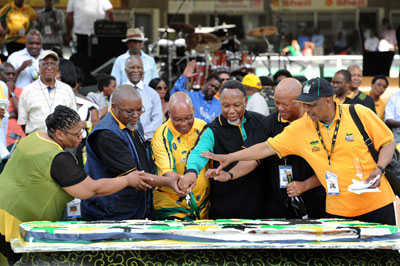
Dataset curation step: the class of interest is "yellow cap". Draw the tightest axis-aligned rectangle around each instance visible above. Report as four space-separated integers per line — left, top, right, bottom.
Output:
242 73 262 90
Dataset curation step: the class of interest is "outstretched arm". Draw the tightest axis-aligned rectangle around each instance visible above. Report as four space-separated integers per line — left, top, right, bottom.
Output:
202 141 276 173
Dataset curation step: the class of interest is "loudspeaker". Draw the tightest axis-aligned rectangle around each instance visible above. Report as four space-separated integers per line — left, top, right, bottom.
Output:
90 35 127 70
362 51 394 76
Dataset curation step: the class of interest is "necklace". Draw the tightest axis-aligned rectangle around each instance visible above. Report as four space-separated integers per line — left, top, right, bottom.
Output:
39 79 58 111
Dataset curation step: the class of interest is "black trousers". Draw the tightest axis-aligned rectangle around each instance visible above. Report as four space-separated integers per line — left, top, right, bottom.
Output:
326 202 396 225
76 33 89 55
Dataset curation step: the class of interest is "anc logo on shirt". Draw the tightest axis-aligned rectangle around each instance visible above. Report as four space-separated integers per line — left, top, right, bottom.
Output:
310 140 320 152
345 133 354 142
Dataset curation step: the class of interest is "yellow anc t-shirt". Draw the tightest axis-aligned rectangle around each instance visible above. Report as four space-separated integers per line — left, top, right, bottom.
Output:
267 103 395 217
0 3 35 44
151 118 210 220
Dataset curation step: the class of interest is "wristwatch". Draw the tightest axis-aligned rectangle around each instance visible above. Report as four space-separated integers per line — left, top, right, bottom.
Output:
10 92 16 98
377 166 385 175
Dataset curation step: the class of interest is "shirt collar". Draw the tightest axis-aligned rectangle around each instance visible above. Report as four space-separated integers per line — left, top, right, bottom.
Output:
127 79 144 90
38 77 57 89
277 113 290 123
166 118 197 137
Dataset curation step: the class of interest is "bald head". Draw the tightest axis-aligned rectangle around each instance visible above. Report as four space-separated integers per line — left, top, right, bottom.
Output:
169 92 193 110
112 85 141 105
169 92 195 135
274 78 302 100
273 78 304 122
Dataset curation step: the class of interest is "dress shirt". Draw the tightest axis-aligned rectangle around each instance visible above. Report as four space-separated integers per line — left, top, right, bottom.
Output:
171 76 221 123
66 0 112 35
125 79 162 140
7 48 43 89
18 78 77 134
111 50 159 87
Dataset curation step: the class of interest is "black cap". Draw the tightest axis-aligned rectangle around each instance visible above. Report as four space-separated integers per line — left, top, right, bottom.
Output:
294 77 334 103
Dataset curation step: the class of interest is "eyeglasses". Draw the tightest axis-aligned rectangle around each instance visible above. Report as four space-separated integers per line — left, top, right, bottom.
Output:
64 128 84 138
117 106 145 116
40 62 58 68
156 86 168 91
171 114 194 124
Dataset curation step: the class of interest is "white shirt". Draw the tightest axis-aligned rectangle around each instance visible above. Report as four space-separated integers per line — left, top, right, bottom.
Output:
7 48 43 89
111 50 159 87
125 80 162 140
246 92 269 116
385 91 400 144
18 78 77 134
66 0 112 35
0 81 8 147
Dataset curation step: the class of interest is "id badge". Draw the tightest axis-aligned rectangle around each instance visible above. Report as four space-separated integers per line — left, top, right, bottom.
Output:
44 25 52 35
18 28 25 37
67 199 81 219
325 171 339 195
279 165 292 188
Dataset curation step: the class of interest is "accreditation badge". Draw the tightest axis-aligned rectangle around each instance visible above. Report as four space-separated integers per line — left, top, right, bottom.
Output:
67 199 81 219
325 171 339 195
279 165 292 188
44 25 52 35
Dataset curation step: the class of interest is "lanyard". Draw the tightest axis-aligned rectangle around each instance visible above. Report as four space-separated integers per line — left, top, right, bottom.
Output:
315 105 342 167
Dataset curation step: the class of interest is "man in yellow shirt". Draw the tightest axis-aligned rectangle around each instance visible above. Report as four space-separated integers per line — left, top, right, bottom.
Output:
151 92 210 220
203 77 396 225
367 75 388 121
0 0 35 55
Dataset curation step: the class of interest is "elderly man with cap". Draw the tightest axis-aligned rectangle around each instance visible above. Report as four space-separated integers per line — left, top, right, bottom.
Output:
151 92 210 221
203 77 396 225
18 50 76 134
111 28 159 86
242 73 269 116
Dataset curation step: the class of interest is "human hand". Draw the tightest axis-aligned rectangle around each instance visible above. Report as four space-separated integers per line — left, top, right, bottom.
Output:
364 168 382 188
126 170 153 190
201 152 233 174
20 60 33 71
286 181 305 197
164 173 186 197
178 172 197 193
182 60 197 78
205 168 230 182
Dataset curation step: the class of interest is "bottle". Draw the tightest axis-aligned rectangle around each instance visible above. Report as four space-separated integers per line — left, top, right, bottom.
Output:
286 171 308 219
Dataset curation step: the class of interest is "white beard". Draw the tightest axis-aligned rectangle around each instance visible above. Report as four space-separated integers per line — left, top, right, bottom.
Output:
227 118 240 125
126 123 139 131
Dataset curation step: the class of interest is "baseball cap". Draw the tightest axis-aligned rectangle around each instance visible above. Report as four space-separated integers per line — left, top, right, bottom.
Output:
294 77 334 103
39 50 59 61
242 74 262 90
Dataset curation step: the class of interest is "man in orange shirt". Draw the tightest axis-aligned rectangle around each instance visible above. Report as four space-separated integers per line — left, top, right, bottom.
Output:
203 77 396 225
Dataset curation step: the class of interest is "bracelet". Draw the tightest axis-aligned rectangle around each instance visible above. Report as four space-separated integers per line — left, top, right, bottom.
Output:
227 171 234 180
377 166 385 175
